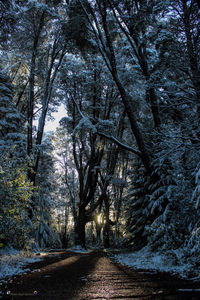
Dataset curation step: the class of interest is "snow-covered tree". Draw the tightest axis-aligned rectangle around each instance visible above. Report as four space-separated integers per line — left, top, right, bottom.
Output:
0 71 33 249
35 134 62 248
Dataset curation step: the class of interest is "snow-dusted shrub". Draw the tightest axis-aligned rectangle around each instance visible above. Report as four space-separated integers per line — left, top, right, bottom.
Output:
192 166 200 210
186 222 200 255
125 151 195 252
0 247 42 281
37 213 62 249
185 166 200 255
0 71 33 249
125 164 150 250
145 155 196 252
0 154 33 249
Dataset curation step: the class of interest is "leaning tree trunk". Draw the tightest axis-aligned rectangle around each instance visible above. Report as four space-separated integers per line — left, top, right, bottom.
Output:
98 2 152 173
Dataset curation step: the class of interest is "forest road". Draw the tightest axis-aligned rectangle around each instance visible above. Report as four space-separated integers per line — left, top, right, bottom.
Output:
0 250 200 300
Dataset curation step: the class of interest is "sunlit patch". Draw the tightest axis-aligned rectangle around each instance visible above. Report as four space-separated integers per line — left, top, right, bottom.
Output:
97 214 103 225
38 252 49 257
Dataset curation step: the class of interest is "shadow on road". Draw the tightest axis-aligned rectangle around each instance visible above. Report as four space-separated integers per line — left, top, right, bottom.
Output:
1 250 200 300
0 250 101 300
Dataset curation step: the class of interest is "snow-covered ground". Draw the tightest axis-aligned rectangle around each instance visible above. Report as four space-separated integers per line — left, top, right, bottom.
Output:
0 246 89 283
69 245 90 253
113 246 200 280
0 248 43 282
1 245 199 285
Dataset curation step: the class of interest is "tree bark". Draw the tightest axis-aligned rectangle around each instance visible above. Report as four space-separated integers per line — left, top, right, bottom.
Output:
103 195 110 248
74 206 86 247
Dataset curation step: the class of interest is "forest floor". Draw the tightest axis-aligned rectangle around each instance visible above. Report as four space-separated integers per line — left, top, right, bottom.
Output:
0 249 200 300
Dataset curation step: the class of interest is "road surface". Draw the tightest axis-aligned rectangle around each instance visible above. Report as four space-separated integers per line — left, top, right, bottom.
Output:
0 250 199 299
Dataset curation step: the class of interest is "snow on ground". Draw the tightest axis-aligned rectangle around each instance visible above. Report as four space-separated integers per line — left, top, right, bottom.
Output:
0 245 90 282
113 246 200 280
0 248 43 282
69 245 90 253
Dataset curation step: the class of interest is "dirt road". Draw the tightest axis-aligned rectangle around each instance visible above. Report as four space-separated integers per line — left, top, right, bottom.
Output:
0 250 199 299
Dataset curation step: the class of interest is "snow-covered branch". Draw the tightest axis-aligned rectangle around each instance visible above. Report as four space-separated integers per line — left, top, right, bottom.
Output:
96 131 141 157
71 94 85 119
70 94 141 156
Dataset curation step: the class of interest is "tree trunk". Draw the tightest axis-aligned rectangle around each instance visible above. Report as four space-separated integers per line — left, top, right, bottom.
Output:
181 0 200 116
108 0 161 129
27 12 45 168
99 3 152 173
103 196 110 248
62 206 68 248
95 222 102 245
27 13 45 219
74 207 86 248
111 74 152 172
33 46 66 185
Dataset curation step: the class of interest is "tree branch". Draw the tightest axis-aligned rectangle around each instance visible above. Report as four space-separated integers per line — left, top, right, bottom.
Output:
96 131 142 157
